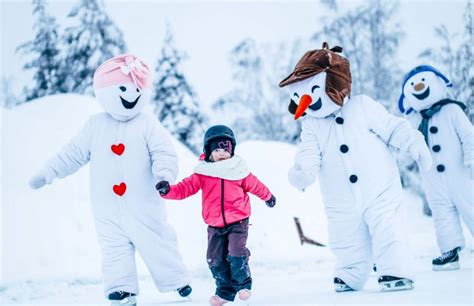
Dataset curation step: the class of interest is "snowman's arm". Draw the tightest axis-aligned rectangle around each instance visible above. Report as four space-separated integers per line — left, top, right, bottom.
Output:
289 119 322 191
450 105 474 166
361 95 424 153
147 119 179 183
40 118 93 183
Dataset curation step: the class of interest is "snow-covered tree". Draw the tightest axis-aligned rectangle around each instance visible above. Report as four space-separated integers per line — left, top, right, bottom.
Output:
314 0 403 109
152 25 207 155
365 0 404 105
419 0 474 122
213 39 263 136
0 75 20 109
16 0 64 101
60 0 126 94
213 39 301 144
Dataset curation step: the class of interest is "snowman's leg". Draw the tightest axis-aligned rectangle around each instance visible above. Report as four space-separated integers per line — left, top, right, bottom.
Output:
128 217 191 293
96 219 139 298
451 173 474 237
365 185 414 282
329 209 372 291
429 192 465 253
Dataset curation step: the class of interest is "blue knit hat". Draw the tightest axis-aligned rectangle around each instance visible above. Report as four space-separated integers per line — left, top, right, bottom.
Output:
398 65 452 114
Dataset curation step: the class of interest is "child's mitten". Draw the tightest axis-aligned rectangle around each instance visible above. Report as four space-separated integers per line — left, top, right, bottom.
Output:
265 194 276 208
155 180 170 195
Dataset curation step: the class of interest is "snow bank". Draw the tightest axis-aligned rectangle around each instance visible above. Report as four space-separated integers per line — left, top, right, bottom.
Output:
1 94 330 286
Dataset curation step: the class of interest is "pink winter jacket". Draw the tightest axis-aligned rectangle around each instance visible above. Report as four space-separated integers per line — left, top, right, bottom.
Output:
162 156 272 227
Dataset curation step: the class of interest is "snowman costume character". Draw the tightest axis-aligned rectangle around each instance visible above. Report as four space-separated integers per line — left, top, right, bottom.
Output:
279 43 432 292
29 55 191 305
399 65 474 271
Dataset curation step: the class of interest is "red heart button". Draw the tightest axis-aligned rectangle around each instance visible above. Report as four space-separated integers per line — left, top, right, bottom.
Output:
113 183 127 196
111 143 125 156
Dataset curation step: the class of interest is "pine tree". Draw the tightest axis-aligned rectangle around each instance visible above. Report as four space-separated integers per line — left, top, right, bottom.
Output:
152 25 207 155
16 0 63 101
0 75 20 108
419 0 474 122
61 0 127 94
365 0 403 106
313 0 403 108
213 39 263 132
213 39 301 143
461 0 474 121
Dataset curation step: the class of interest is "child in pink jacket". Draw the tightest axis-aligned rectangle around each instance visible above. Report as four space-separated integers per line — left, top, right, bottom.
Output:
155 125 276 306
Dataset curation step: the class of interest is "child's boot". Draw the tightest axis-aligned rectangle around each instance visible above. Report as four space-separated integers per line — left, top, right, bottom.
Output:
238 288 251 301
209 295 230 306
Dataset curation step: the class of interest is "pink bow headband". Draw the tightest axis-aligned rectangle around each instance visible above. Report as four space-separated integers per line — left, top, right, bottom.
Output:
93 54 152 90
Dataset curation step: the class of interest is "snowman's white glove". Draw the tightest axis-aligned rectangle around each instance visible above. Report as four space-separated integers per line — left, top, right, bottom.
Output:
29 168 56 189
288 164 317 192
408 135 433 172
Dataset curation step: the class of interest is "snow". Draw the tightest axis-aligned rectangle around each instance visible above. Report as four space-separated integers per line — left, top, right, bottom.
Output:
1 94 473 305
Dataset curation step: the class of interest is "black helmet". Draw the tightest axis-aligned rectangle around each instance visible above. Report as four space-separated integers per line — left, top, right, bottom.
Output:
203 125 236 161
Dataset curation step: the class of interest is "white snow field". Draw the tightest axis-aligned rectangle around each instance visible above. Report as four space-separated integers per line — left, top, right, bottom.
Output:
1 95 472 305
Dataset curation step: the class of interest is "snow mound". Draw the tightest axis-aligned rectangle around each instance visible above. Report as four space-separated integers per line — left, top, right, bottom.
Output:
1 94 329 286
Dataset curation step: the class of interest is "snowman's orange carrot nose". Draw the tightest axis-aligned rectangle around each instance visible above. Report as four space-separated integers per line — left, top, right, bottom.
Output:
294 94 312 120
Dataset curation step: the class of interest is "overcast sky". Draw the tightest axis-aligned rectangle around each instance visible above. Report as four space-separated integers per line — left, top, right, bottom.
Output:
0 0 467 105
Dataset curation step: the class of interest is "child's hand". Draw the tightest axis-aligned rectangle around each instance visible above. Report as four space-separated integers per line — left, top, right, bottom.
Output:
155 180 170 196
265 194 276 208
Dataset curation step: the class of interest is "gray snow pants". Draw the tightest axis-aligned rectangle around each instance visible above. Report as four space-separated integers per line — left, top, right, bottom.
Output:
206 218 252 301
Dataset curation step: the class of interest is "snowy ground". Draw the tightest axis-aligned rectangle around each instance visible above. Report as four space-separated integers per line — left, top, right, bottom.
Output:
1 254 473 305
1 95 473 305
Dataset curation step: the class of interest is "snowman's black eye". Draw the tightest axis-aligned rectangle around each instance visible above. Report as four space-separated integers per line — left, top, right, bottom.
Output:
119 86 126 92
136 88 140 93
422 78 425 81
311 85 320 93
411 82 414 86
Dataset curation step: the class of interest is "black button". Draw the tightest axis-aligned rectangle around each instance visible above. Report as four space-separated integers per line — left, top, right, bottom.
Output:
436 164 445 172
340 144 349 153
349 175 358 183
430 126 438 134
432 145 441 152
335 117 344 124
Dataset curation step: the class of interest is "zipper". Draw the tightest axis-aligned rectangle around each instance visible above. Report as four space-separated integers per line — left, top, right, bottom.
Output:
221 178 228 226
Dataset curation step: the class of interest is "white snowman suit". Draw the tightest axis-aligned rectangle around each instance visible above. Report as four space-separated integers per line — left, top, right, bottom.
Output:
399 65 474 254
280 47 432 290
29 55 190 297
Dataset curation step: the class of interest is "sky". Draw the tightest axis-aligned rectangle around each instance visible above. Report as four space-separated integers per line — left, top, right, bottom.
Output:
0 0 468 106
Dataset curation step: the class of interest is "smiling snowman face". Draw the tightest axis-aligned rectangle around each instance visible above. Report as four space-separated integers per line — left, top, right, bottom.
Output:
403 71 448 112
286 72 340 119
94 82 151 121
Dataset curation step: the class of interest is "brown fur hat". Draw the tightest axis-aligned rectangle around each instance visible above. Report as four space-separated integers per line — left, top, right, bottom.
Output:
279 42 352 106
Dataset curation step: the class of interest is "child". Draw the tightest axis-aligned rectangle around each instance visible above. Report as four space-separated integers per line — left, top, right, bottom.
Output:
279 43 432 292
155 125 276 306
398 65 473 271
29 54 191 306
